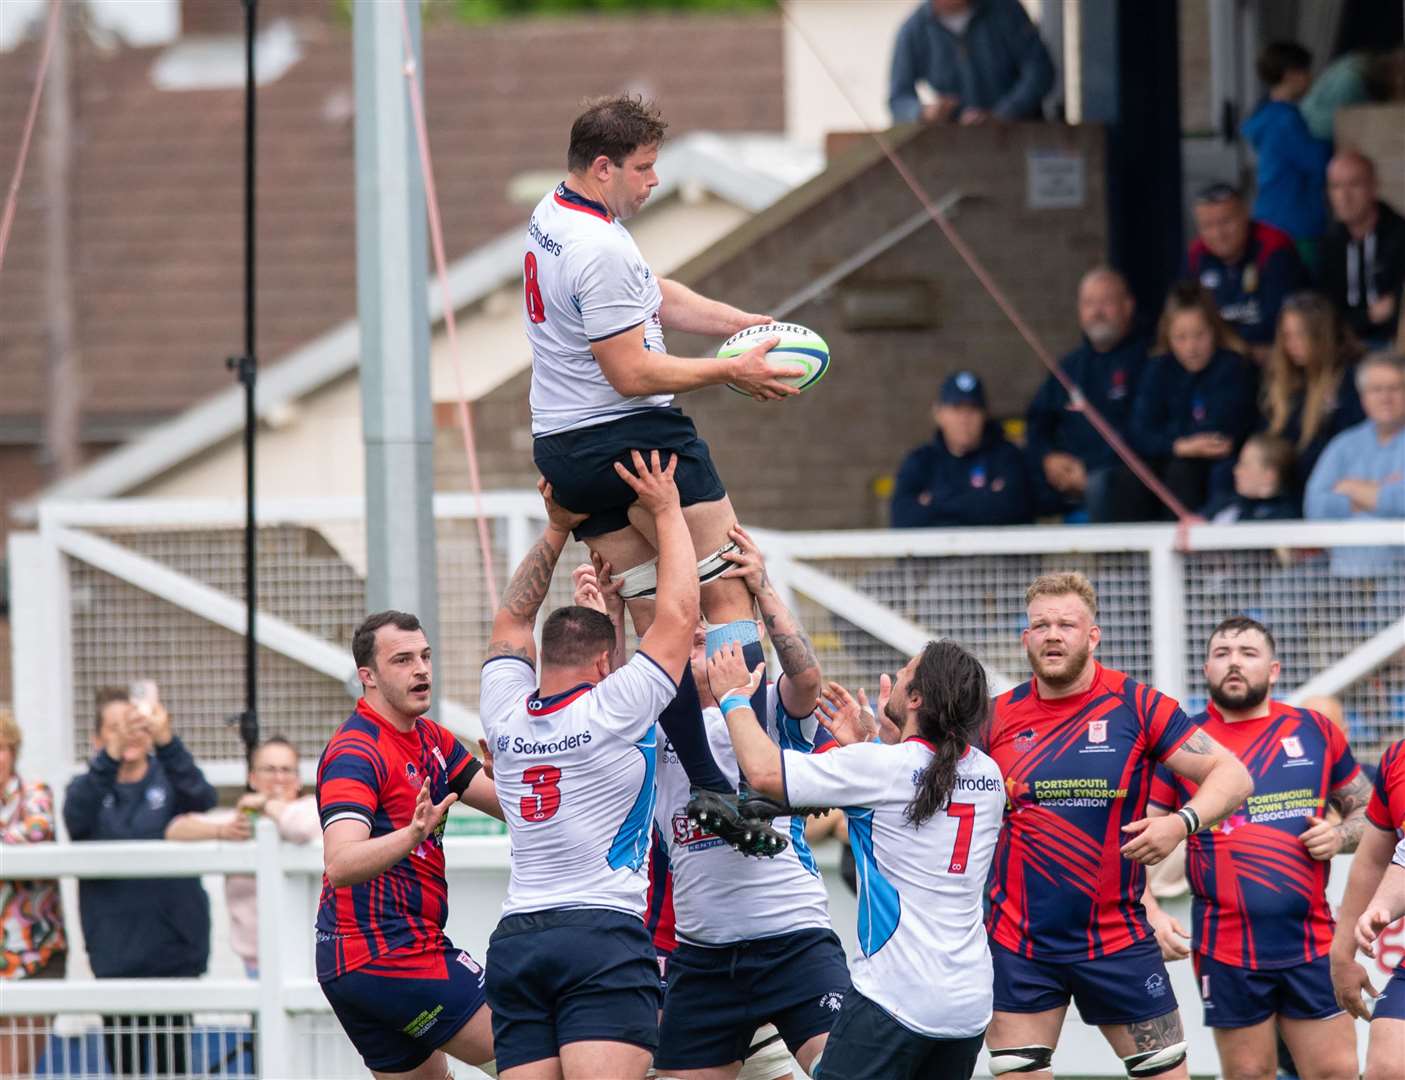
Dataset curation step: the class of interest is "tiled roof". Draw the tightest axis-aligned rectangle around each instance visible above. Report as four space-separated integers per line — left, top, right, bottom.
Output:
0 1 783 429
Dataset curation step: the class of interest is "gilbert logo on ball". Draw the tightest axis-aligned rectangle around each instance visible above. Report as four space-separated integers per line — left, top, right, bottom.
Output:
716 322 830 395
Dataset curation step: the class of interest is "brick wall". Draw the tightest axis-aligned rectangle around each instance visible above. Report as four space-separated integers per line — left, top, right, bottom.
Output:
441 121 1107 530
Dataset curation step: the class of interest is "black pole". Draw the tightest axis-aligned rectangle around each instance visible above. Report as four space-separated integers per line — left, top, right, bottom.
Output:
228 0 258 757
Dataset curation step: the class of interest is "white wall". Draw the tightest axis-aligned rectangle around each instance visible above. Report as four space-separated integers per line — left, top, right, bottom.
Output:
1 0 179 52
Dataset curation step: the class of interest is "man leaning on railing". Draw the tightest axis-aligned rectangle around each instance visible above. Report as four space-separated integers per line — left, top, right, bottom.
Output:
63 683 217 1078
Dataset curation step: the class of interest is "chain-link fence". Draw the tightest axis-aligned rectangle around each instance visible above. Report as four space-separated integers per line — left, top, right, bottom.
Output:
15 503 1404 786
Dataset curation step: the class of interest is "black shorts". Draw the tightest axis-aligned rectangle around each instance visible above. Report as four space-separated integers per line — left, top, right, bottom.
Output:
485 907 660 1072
654 927 850 1071
533 407 726 539
818 989 985 1080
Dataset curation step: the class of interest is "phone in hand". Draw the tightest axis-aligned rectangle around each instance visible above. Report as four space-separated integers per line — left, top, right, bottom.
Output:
128 679 160 717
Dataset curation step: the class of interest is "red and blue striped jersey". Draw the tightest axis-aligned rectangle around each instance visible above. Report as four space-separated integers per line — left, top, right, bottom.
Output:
314 699 474 981
986 664 1194 960
1150 703 1358 969
646 824 676 954
1367 738 1405 838
1367 738 1405 979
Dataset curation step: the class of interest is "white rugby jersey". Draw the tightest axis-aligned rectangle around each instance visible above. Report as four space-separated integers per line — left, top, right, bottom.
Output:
523 183 671 436
479 651 676 919
653 682 832 946
784 740 1004 1039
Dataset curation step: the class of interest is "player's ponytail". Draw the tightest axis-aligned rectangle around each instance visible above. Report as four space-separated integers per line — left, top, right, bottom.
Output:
904 640 989 828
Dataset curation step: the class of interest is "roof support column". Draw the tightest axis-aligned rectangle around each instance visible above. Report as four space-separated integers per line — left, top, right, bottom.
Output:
352 0 439 709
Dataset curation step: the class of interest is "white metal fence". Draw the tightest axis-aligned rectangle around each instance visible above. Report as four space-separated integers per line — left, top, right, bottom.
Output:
2 831 1398 1079
7 498 1403 795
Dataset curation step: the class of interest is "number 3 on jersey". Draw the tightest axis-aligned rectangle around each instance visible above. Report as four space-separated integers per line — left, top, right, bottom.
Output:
521 764 561 822
524 252 546 324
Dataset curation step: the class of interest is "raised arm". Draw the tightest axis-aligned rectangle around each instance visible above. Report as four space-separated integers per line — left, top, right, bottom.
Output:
572 554 628 672
657 279 769 337
613 450 697 682
486 479 587 666
720 524 821 716
708 644 783 799
591 323 801 402
1121 727 1253 865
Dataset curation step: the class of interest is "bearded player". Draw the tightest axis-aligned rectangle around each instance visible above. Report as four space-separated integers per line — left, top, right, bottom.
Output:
523 93 804 854
1146 616 1369 1080
983 572 1252 1080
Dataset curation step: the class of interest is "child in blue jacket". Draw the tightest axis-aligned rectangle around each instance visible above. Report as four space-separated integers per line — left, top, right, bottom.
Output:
1243 42 1331 261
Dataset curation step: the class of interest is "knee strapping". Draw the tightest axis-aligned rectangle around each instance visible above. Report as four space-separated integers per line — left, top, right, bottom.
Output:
705 617 761 657
1124 1042 1186 1078
615 557 658 600
989 1046 1055 1076
614 542 740 601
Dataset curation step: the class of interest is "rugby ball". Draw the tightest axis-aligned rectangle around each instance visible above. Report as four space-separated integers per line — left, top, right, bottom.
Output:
716 322 830 396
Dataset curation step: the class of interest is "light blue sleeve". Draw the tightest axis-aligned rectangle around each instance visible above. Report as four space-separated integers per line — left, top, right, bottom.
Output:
1304 434 1353 520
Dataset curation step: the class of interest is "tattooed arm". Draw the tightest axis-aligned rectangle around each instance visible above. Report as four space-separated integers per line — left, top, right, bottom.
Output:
1122 726 1253 866
486 480 587 666
719 523 821 716
1302 770 1373 859
1161 727 1253 831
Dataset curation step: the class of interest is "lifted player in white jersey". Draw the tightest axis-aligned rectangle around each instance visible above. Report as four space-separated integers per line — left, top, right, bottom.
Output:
523 94 805 855
479 453 696 1080
715 639 1005 1080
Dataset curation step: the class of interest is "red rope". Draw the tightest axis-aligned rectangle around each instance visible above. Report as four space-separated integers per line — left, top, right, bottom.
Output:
396 0 501 610
0 0 61 277
779 3 1199 526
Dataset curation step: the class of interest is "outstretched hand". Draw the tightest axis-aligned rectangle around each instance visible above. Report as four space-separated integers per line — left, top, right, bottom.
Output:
816 681 876 746
719 524 770 595
613 450 680 516
408 778 457 846
539 478 588 533
707 642 763 703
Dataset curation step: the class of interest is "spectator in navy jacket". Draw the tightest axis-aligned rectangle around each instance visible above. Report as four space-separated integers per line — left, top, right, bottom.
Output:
1129 283 1258 516
888 0 1054 126
1242 42 1331 258
64 685 216 1077
1320 150 1405 348
891 370 1032 527
1025 267 1148 521
1188 183 1309 362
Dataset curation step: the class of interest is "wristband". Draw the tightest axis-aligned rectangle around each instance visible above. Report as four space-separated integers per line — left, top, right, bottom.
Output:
1176 806 1201 835
719 693 753 717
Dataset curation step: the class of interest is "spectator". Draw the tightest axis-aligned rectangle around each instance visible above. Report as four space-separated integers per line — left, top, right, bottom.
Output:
1299 48 1402 141
63 685 217 1078
1202 434 1300 522
1128 283 1257 516
165 736 319 978
1320 150 1405 348
0 706 66 1080
1188 183 1309 362
1305 350 1405 577
888 0 1053 126
1242 42 1331 260
1025 266 1148 521
1260 291 1366 496
891 370 1033 527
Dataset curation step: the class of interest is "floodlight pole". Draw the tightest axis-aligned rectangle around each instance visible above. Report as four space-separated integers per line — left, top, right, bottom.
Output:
227 0 259 758
352 0 440 717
